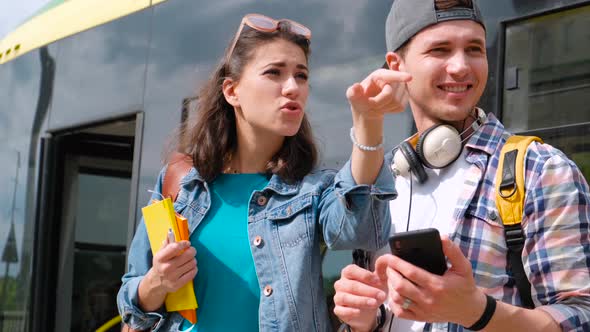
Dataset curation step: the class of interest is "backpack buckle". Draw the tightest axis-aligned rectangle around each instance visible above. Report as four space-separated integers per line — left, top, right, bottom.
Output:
504 223 525 250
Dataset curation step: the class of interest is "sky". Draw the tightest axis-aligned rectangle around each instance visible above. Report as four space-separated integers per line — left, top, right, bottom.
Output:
0 1 51 39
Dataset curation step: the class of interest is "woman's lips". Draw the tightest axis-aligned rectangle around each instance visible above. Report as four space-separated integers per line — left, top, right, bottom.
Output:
280 102 302 115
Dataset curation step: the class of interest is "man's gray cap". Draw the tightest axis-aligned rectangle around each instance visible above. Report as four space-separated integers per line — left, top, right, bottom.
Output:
385 0 485 52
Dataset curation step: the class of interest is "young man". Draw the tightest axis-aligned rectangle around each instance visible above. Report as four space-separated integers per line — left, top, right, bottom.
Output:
333 0 590 331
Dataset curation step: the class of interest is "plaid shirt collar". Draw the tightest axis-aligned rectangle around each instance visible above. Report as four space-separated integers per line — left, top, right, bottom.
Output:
464 111 506 163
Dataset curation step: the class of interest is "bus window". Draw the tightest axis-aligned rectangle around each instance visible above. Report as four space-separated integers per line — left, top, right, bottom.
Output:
502 4 590 131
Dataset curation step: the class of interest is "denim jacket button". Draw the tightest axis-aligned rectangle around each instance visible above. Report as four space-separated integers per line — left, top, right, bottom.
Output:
253 236 263 247
263 285 273 296
257 196 268 206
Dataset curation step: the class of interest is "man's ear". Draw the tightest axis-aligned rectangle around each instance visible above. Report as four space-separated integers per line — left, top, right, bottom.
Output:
222 78 239 107
385 51 404 71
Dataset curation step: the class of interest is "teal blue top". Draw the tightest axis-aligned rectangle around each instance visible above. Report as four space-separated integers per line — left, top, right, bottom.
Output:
180 173 269 331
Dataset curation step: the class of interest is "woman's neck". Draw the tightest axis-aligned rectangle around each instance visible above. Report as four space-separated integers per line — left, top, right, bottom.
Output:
229 124 284 174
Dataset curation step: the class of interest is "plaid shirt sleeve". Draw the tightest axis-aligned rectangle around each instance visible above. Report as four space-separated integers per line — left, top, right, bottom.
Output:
522 142 590 331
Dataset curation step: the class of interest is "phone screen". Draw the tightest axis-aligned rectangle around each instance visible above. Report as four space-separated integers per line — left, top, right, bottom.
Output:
389 228 447 275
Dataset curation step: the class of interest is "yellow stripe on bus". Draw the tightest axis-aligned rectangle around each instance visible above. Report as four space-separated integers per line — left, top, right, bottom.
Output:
0 0 169 65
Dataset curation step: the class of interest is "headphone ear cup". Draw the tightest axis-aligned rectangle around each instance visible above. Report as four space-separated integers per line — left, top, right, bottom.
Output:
392 147 410 178
416 124 444 167
399 141 428 184
416 124 462 169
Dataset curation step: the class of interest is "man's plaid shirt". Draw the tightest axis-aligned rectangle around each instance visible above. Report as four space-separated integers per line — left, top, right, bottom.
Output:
380 112 590 331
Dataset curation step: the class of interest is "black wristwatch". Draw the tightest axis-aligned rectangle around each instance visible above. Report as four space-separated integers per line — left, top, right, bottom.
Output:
464 295 497 331
337 304 386 332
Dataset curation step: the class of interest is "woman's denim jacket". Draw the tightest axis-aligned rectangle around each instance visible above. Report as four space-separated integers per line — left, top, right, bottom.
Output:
117 157 396 331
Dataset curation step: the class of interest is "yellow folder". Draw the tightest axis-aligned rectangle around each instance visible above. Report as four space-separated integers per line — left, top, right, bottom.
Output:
141 198 198 323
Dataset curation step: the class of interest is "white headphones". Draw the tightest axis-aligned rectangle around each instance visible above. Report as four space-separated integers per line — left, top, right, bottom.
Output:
391 108 487 183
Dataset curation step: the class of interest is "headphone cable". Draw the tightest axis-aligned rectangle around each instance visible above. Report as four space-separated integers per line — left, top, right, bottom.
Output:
406 171 413 232
386 170 415 332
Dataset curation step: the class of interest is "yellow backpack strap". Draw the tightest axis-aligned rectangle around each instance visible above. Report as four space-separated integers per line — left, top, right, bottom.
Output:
495 136 543 225
495 135 542 308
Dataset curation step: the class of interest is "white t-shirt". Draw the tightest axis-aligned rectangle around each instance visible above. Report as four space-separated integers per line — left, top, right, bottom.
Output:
381 148 470 332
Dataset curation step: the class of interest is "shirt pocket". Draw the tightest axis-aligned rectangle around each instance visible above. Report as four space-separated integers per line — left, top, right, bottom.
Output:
463 206 510 289
267 193 314 248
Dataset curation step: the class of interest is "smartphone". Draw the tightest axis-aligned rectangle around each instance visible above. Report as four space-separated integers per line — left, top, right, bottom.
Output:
389 228 447 275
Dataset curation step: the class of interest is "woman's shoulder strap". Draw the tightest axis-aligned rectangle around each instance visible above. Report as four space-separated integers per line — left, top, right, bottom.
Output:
163 152 194 202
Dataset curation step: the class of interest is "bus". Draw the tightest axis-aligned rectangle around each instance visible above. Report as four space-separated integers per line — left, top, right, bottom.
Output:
0 0 588 331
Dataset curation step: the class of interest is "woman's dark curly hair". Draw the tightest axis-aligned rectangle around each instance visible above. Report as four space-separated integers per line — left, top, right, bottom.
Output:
169 20 317 183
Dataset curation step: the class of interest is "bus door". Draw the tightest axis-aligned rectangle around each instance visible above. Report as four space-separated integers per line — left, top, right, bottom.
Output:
32 117 139 332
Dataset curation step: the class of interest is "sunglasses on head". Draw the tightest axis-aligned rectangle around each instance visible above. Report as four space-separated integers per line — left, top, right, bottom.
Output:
226 13 312 62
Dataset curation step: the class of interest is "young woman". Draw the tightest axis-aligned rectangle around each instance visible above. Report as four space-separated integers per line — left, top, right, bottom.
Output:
117 13 402 332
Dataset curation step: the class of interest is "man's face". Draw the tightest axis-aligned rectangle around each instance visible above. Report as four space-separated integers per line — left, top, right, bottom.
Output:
393 20 488 131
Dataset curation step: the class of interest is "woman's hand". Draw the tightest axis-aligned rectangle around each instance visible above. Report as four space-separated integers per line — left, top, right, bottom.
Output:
333 264 388 332
347 68 412 185
138 240 198 311
150 240 198 293
347 68 411 122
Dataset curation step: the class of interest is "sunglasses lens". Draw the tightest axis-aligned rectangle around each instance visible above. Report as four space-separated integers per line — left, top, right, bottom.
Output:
242 14 311 40
290 24 311 38
247 15 277 30
282 20 311 39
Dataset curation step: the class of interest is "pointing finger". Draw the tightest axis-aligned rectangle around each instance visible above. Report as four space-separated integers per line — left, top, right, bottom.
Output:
346 82 364 101
367 83 396 108
368 69 412 85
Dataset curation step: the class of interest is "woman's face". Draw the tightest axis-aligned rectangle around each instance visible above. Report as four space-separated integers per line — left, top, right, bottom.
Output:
225 38 309 139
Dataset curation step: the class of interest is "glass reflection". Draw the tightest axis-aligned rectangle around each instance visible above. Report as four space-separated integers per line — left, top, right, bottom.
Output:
70 173 129 331
554 132 590 182
503 4 590 131
0 152 21 317
0 44 56 331
49 9 150 129
523 124 590 182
